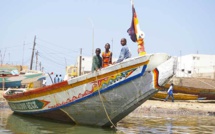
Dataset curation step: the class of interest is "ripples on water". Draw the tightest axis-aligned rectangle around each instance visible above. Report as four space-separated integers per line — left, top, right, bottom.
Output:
117 115 215 134
0 109 215 134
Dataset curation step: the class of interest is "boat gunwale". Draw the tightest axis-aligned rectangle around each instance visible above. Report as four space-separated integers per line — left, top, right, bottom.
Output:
3 55 151 100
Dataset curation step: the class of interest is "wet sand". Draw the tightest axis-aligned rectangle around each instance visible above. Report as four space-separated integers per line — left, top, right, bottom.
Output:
1 90 215 116
130 99 215 117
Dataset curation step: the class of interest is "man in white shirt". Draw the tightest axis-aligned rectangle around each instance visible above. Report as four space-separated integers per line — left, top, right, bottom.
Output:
164 83 174 102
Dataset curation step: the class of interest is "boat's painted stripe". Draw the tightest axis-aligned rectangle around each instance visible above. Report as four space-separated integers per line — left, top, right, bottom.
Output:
5 81 69 101
153 68 160 89
0 81 21 88
4 60 149 101
11 65 147 114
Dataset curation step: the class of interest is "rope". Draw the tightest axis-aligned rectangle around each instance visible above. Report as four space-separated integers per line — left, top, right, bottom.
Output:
60 71 120 129
95 71 117 129
53 95 78 124
60 108 77 124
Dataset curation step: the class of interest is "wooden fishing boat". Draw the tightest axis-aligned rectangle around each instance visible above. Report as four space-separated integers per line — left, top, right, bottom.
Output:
3 53 175 127
0 67 46 89
164 78 215 100
152 91 199 100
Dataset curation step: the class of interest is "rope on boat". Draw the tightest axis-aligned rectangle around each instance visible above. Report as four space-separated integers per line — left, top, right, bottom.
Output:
60 108 77 124
54 86 77 124
95 71 117 129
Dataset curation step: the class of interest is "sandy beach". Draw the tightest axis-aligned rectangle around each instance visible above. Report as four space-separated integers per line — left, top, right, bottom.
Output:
130 99 215 117
1 90 215 117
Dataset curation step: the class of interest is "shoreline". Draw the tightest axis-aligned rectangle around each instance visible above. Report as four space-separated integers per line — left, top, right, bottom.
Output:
130 100 215 117
1 90 215 116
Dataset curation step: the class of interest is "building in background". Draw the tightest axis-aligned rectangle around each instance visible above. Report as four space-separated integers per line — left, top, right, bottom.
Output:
65 56 92 79
65 66 78 78
176 54 215 79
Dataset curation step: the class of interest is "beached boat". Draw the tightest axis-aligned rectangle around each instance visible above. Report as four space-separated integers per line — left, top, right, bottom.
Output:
164 79 215 100
152 91 199 100
3 0 176 127
3 53 175 126
0 67 46 89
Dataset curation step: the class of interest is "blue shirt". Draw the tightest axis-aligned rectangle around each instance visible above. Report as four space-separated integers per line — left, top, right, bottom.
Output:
116 45 131 63
167 85 173 95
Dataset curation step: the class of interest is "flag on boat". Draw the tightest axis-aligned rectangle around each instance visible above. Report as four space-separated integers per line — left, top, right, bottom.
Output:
127 0 146 56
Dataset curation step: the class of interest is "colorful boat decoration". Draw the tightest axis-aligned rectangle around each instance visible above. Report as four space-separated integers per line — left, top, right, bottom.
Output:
3 53 175 126
152 91 199 100
0 67 46 89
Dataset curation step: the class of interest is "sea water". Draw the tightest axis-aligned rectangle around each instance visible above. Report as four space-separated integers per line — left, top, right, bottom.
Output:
0 108 215 134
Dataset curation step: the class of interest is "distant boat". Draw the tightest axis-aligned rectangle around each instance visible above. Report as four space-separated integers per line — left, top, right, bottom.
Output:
3 53 175 127
152 91 199 100
0 67 46 89
164 79 215 100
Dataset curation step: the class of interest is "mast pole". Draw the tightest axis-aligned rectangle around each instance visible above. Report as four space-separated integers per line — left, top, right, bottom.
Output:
30 36 36 70
35 50 38 70
79 48 82 76
130 0 134 5
39 62 41 71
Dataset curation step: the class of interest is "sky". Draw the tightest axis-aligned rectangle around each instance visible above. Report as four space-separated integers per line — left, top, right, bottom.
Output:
0 0 215 76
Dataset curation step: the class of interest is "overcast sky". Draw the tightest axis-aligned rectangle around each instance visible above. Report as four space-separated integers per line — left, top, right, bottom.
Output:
0 0 215 75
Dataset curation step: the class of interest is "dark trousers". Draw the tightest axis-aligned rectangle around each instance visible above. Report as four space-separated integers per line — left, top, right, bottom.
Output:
165 94 174 102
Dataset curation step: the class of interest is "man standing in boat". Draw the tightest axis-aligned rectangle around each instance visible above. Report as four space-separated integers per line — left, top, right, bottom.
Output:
91 48 102 72
165 83 174 102
114 38 131 63
102 43 112 68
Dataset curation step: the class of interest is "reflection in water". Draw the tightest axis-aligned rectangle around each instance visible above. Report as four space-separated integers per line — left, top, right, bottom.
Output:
0 109 215 134
117 115 215 133
4 113 115 134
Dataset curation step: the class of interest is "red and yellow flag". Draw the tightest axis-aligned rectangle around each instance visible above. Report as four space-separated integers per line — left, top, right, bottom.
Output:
127 0 146 56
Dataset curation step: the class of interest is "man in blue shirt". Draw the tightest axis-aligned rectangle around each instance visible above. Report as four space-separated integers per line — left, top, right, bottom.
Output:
116 38 131 63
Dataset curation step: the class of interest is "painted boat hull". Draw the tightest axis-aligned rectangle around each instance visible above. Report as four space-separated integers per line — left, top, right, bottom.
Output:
3 53 175 126
0 80 21 88
152 91 199 100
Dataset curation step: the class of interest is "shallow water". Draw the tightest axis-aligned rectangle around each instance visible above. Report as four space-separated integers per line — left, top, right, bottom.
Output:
0 109 215 134
118 115 215 134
